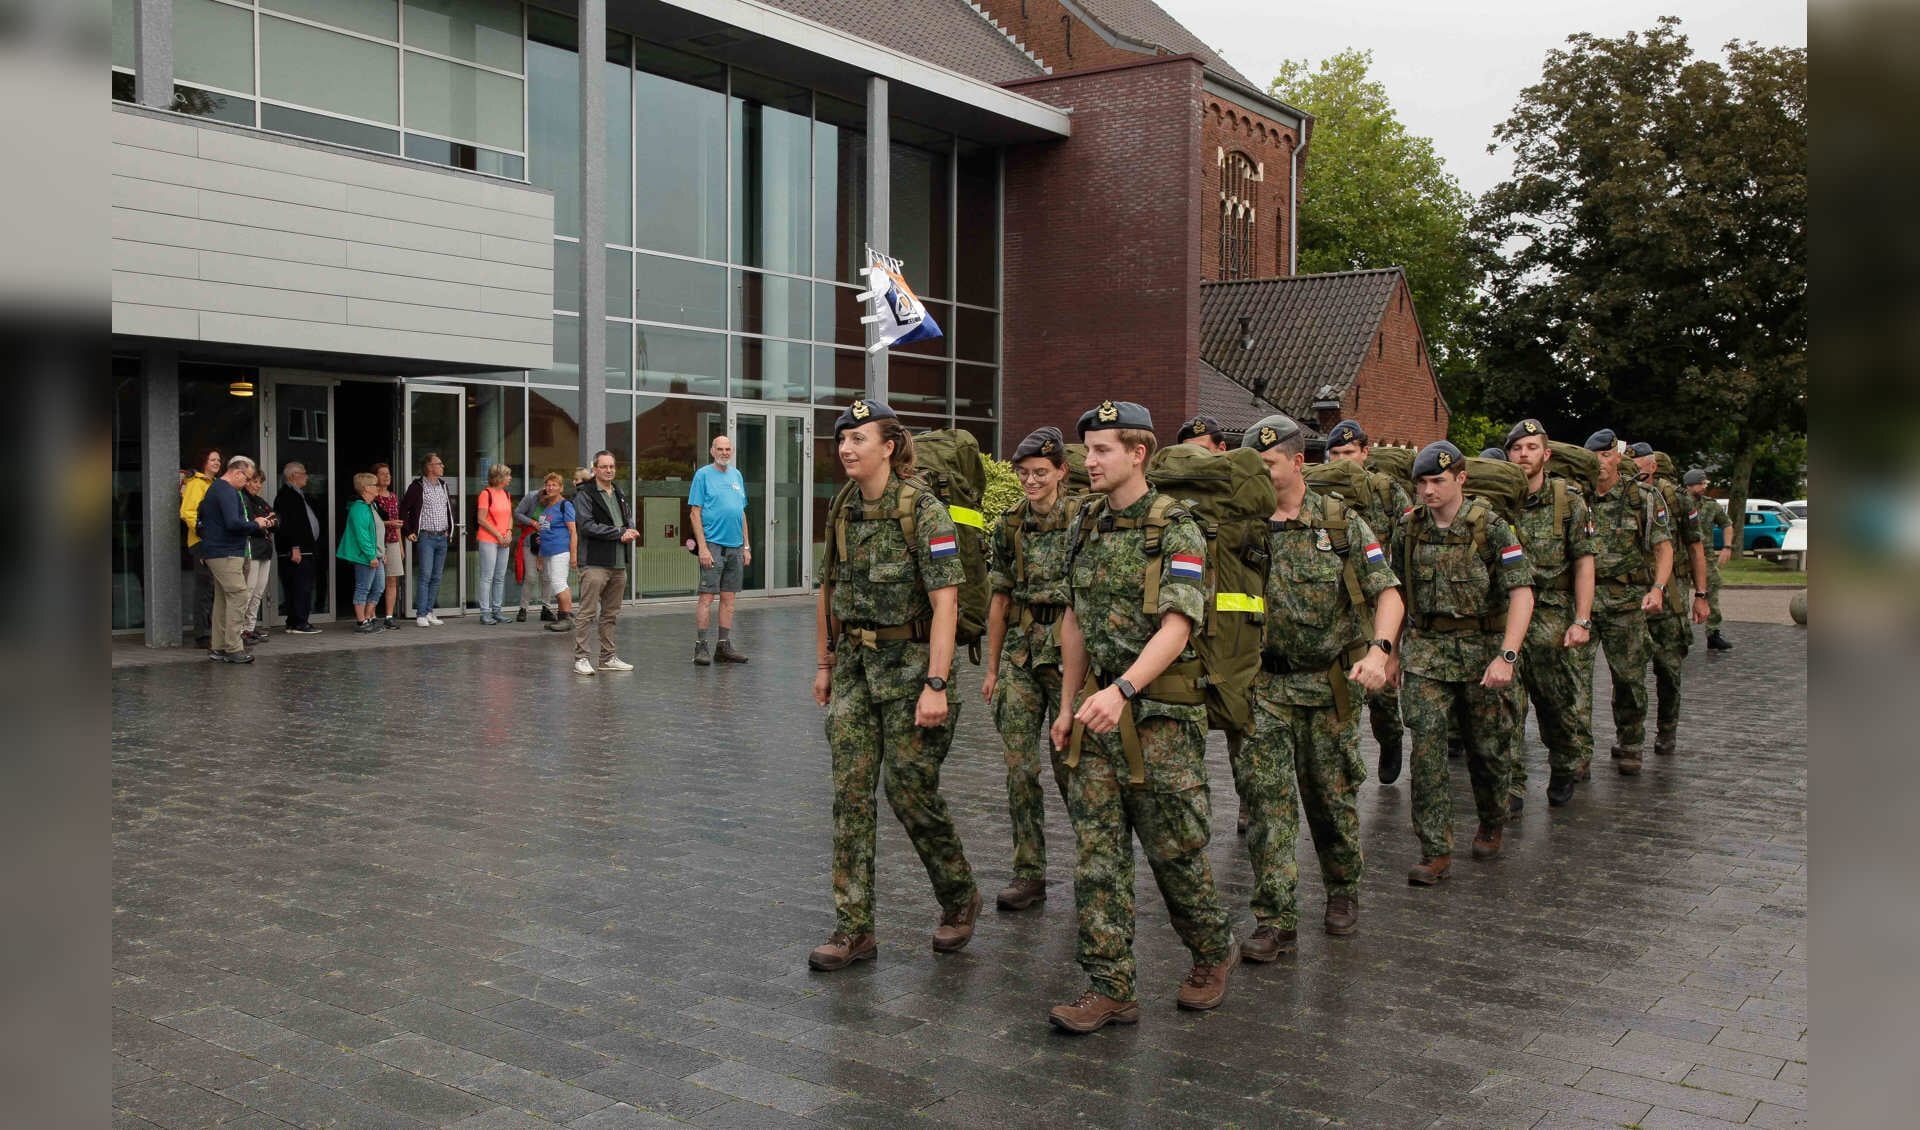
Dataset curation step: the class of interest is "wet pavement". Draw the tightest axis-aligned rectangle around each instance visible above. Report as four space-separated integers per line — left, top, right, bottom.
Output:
114 602 1805 1129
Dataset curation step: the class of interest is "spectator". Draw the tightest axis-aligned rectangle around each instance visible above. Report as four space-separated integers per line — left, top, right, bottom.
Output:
337 472 385 633
571 450 637 675
475 463 515 625
528 472 577 631
240 467 277 645
196 455 272 663
179 447 221 647
273 462 323 635
688 434 751 665
372 462 404 630
401 451 453 626
513 474 560 623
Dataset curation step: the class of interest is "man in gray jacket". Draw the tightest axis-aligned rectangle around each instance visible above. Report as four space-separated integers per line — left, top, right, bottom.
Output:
571 450 638 675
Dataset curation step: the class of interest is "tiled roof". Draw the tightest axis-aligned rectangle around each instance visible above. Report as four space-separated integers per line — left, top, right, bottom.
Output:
1071 0 1254 86
1200 269 1404 418
1196 359 1306 436
757 1 1047 85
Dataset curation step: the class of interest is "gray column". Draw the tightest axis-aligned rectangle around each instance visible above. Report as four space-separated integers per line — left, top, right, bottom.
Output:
133 0 175 111
576 0 607 464
141 346 183 647
864 76 890 400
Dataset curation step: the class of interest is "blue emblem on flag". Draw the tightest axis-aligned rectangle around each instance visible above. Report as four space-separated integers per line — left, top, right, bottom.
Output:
928 534 958 559
1363 542 1385 564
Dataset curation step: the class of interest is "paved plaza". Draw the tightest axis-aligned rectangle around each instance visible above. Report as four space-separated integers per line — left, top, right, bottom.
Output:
113 602 1806 1129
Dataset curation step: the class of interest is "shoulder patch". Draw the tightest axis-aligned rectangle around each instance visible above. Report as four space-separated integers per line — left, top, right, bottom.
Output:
1168 553 1204 580
927 533 958 559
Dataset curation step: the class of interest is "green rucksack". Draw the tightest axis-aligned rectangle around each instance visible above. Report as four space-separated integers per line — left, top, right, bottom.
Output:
1141 445 1278 733
1062 443 1091 495
1464 456 1529 532
1305 458 1381 514
1368 445 1415 483
1547 440 1601 497
911 430 990 659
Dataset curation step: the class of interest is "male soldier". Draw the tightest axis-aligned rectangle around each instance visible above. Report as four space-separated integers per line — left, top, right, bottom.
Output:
983 426 1076 912
1479 447 1508 461
1685 469 1735 650
1583 430 1672 777
1398 441 1535 883
1324 419 1416 784
1504 420 1597 807
1045 400 1237 1032
1633 445 1711 757
1175 415 1229 453
1236 414 1402 950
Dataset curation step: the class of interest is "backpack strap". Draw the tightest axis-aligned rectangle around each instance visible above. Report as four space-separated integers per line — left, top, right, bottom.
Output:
1553 478 1571 540
1006 501 1029 587
1134 494 1178 619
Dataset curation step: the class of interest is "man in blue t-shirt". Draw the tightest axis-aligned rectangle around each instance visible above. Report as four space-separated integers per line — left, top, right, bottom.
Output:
688 434 752 665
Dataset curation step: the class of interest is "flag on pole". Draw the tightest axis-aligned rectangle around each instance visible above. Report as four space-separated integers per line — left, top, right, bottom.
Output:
856 246 943 353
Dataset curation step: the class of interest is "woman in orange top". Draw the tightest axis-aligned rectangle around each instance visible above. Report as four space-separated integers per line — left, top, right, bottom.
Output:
475 463 515 624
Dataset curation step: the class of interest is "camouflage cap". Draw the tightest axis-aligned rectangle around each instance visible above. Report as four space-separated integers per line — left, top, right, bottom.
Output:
1326 419 1367 448
832 397 898 436
1178 415 1223 444
1504 418 1547 449
1413 440 1466 477
1012 425 1066 465
1075 399 1153 436
1240 413 1303 452
1583 428 1617 452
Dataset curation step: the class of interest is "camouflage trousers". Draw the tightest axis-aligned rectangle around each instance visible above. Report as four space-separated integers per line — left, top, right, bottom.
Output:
1067 712 1233 1003
1512 603 1595 788
1704 560 1724 633
989 661 1068 881
826 662 977 937
1368 686 1403 754
1232 683 1366 929
1648 612 1691 747
1592 596 1651 752
1403 670 1513 861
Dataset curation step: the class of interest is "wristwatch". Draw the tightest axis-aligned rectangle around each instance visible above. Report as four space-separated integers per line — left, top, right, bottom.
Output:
1573 618 1593 630
923 676 948 692
1693 590 1709 600
1651 582 1667 592
1113 677 1138 701
1499 648 1520 664
1371 638 1394 655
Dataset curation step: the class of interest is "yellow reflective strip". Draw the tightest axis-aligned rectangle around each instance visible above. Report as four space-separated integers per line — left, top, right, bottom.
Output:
948 506 985 529
1215 593 1265 613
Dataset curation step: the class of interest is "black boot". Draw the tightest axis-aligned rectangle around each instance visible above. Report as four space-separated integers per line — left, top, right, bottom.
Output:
515 606 527 623
1547 774 1576 807
1708 630 1732 651
1377 738 1403 785
540 606 555 622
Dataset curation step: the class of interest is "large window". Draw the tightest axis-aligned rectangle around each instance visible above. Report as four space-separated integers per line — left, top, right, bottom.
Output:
1220 150 1259 281
633 40 726 260
730 72 812 275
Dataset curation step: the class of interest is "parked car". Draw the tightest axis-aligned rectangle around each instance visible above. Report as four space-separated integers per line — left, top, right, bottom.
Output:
1747 498 1795 523
1742 505 1796 551
1785 499 1808 521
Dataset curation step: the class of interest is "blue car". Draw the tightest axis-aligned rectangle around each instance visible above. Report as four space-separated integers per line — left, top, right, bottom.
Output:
1742 506 1795 551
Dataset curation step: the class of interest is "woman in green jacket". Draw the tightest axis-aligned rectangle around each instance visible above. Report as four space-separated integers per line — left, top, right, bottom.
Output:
338 472 385 632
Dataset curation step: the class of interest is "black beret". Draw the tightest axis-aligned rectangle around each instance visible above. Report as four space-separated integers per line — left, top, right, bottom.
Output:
1075 399 1153 436
1682 468 1708 486
1012 426 1066 464
1412 441 1466 478
1504 418 1547 449
832 397 898 436
1178 415 1223 443
1626 441 1654 459
1479 447 1508 461
1583 428 1617 452
1326 419 1368 449
1240 413 1303 452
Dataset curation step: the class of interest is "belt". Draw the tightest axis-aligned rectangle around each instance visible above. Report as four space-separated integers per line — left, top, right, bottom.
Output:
837 620 931 649
1261 642 1369 721
1065 662 1205 786
1413 613 1506 634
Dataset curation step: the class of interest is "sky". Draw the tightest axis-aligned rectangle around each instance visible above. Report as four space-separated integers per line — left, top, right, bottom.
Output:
1160 0 1807 196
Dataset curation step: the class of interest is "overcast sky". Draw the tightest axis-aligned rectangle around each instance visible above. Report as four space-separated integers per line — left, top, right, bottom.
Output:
1162 1 1807 196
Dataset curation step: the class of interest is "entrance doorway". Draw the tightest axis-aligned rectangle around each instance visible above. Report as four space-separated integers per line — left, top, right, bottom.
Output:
730 406 811 594
405 386 466 617
332 380 401 617
261 372 336 623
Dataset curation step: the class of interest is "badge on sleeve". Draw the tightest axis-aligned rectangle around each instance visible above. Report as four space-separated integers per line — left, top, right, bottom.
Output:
1500 544 1526 565
1169 553 1204 580
1363 542 1385 564
928 533 958 559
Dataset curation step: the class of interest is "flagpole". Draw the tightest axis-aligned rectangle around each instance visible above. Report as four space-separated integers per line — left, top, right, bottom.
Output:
865 75 890 400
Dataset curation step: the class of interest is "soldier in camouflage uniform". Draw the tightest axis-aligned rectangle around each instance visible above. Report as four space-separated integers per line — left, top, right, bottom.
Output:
1325 419 1416 785
1633 446 1711 757
1397 442 1536 883
1044 401 1236 1034
1235 414 1403 953
1504 420 1597 808
1581 430 1673 777
983 426 1077 913
807 399 979 972
1686 469 1735 651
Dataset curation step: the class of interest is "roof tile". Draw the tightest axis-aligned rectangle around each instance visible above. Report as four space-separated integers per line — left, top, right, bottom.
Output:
1200 269 1405 418
757 1 1047 85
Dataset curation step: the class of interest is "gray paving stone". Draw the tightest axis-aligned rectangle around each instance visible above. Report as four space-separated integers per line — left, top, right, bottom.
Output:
1575 1066 1758 1122
454 1062 620 1123
684 1059 844 1116
113 1076 250 1127
343 1067 501 1124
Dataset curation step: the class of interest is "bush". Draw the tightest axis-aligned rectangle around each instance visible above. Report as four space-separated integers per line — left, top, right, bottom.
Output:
983 455 1023 517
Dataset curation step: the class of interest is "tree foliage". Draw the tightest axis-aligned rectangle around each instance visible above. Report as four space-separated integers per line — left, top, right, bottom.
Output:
1270 50 1481 370
1472 19 1806 528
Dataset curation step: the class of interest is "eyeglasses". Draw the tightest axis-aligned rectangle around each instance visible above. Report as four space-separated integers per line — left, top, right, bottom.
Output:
1014 468 1055 482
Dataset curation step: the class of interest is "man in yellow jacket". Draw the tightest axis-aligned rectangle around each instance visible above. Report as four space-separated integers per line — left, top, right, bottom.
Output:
180 448 223 646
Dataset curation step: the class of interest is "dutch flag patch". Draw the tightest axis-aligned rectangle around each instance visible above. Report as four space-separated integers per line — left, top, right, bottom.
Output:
1169 553 1205 580
1500 544 1525 564
928 534 958 559
1363 542 1385 564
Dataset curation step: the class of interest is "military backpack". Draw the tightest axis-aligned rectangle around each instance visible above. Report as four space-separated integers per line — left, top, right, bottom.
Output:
1367 445 1415 483
1304 457 1398 519
1547 439 1602 496
1061 443 1092 495
1463 456 1529 533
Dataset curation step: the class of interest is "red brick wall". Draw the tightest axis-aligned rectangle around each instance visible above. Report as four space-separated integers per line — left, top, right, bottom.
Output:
1344 275 1449 448
1001 57 1205 451
1200 99 1299 281
973 0 1149 73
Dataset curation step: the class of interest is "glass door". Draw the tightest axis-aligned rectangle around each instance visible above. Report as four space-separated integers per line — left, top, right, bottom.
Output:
405 386 466 616
261 373 335 621
730 406 811 594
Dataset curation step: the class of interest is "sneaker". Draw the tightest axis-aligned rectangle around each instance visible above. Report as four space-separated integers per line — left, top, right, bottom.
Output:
383 617 399 631
540 606 556 622
287 625 322 635
427 615 444 626
353 620 377 634
215 650 254 664
597 657 634 672
416 616 431 627
1048 990 1139 1034
573 658 596 676
693 641 712 666
544 619 570 632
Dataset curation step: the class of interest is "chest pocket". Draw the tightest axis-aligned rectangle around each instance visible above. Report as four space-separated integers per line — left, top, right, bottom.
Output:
1273 536 1347 633
1437 542 1491 615
868 560 914 584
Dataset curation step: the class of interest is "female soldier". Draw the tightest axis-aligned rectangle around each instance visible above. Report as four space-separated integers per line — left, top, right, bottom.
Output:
808 398 980 971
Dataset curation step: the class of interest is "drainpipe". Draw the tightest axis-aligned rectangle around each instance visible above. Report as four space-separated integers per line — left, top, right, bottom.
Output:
1289 134 1300 276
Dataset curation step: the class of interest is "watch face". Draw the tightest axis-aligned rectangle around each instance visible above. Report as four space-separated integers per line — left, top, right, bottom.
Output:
925 677 947 691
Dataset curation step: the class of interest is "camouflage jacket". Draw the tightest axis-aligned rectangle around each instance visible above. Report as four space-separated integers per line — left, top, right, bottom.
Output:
1651 476 1702 618
1397 497 1535 681
988 494 1077 669
1516 479 1596 608
1259 488 1400 707
1697 495 1733 553
1586 478 1671 613
825 476 966 702
1067 488 1209 723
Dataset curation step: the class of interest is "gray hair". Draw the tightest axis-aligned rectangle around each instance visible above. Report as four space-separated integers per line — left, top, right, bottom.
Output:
282 461 306 480
226 455 256 474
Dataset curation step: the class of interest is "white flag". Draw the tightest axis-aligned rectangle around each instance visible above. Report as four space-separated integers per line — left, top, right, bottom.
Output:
855 246 943 354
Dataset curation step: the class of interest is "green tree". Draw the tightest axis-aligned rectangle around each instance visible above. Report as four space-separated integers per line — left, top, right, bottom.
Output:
1473 19 1805 542
1446 412 1507 457
1270 50 1481 370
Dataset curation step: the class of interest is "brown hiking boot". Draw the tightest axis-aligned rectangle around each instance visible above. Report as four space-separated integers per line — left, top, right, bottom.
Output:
1471 823 1503 860
996 877 1046 912
1048 990 1139 1034
1613 746 1643 775
1654 733 1676 756
1240 925 1296 963
807 932 876 971
715 641 749 664
1408 855 1452 885
1324 894 1358 936
931 889 981 953
1175 944 1238 1010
